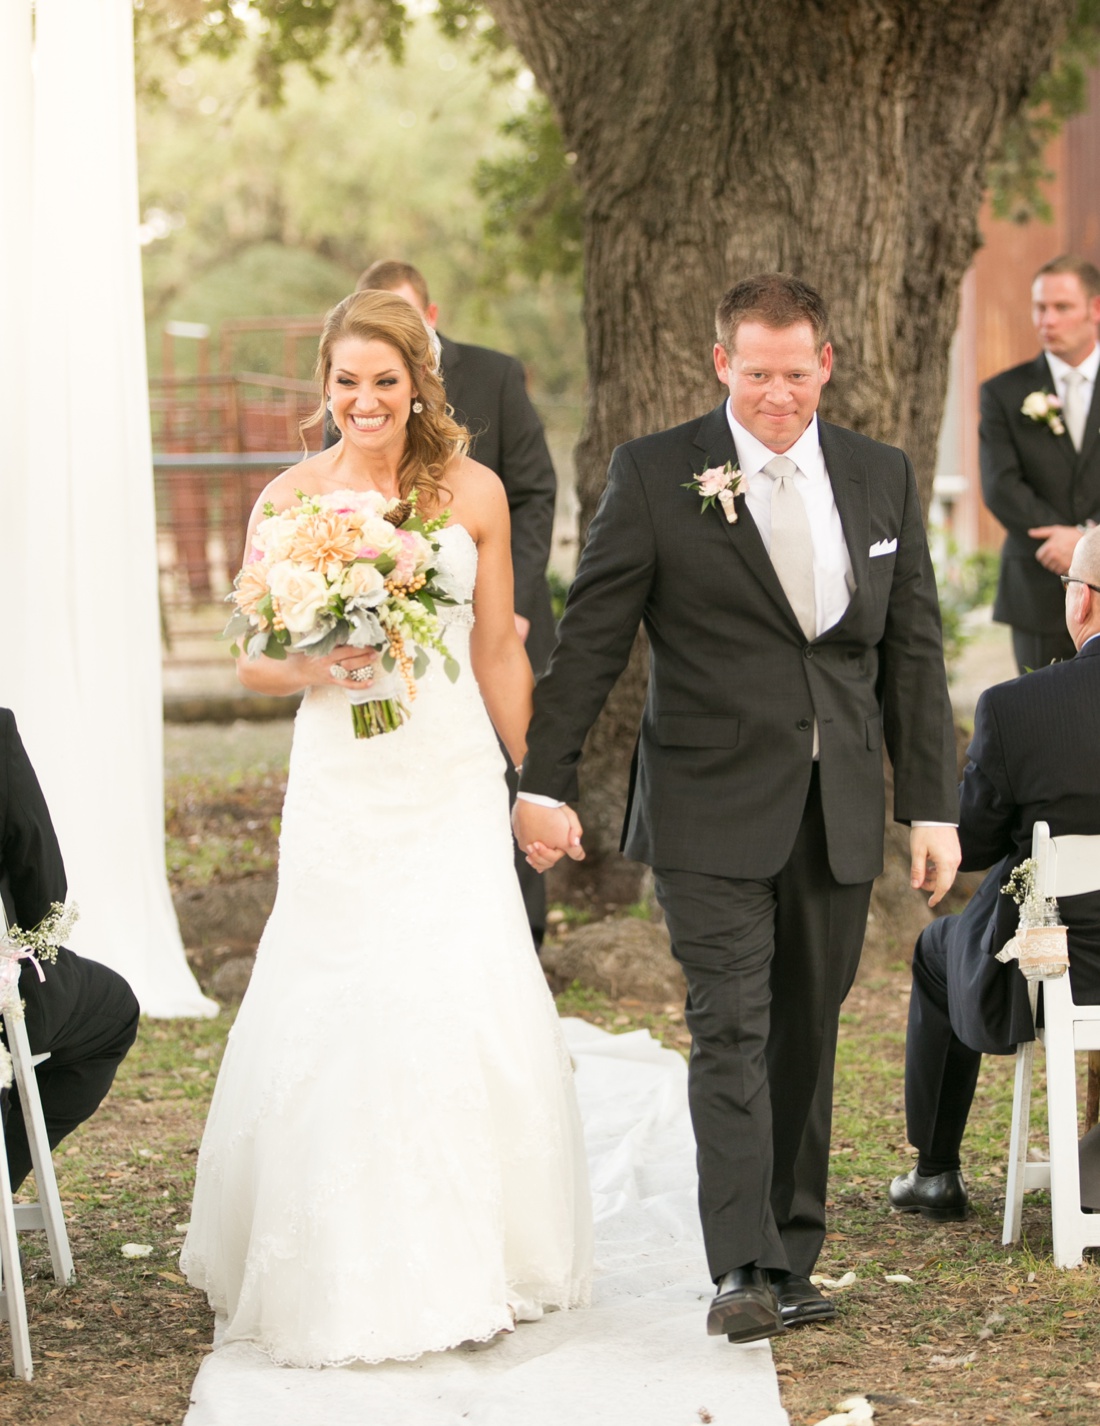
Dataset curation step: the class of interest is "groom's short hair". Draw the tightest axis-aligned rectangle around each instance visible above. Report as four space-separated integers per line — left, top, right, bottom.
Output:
356 259 431 309
1034 254 1100 299
716 274 829 354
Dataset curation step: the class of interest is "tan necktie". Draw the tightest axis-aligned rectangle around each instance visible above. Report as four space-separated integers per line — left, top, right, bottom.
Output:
1063 368 1088 451
763 455 816 639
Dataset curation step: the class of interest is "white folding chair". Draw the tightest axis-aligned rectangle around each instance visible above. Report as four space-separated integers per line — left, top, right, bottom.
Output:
0 913 75 1379
1002 821 1100 1267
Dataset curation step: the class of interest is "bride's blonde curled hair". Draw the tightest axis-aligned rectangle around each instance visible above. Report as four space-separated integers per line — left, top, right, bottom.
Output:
304 290 469 507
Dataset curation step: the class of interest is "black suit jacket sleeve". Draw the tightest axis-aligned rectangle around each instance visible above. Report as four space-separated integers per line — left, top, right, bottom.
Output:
0 709 67 930
956 691 1017 872
495 357 557 626
979 379 1067 533
879 452 960 824
519 445 657 802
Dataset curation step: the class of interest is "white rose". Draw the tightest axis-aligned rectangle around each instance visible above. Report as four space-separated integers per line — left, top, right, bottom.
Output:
254 513 297 563
355 517 402 562
1021 391 1054 420
341 562 386 607
267 561 332 634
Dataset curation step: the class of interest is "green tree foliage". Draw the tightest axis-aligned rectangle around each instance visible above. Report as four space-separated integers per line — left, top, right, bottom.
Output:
136 15 584 399
473 97 583 284
988 0 1100 220
136 0 1100 278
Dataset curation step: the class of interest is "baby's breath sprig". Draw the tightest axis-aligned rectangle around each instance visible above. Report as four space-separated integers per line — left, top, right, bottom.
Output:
1002 860 1037 909
2 900 80 966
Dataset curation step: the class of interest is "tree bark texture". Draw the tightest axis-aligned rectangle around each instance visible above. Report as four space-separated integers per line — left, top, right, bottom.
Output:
487 0 1078 896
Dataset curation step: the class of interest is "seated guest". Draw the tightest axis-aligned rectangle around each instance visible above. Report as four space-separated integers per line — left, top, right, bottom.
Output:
889 527 1100 1219
1 708 139 1190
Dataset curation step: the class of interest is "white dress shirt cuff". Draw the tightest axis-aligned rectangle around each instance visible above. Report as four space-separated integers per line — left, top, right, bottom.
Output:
911 820 957 828
515 791 565 809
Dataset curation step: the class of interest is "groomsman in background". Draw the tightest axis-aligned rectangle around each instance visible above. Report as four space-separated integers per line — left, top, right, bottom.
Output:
325 260 558 948
980 255 1100 673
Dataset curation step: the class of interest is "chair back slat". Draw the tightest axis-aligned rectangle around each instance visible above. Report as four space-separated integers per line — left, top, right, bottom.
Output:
1032 823 1100 900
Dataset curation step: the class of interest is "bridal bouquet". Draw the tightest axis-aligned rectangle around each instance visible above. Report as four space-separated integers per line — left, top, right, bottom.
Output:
224 489 464 738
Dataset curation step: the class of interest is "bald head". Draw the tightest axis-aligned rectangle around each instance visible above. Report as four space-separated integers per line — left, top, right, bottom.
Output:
1065 527 1100 649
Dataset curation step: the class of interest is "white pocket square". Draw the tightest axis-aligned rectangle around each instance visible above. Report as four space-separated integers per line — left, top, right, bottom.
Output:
869 538 898 557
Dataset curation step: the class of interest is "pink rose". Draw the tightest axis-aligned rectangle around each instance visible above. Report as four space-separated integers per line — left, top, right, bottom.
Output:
697 467 729 498
391 530 418 585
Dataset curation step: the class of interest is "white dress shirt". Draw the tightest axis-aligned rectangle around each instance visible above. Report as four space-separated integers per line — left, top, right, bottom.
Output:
725 405 853 638
1046 344 1099 442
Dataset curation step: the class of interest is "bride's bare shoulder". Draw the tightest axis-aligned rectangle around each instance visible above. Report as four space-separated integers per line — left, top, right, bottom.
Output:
252 453 330 516
439 455 508 538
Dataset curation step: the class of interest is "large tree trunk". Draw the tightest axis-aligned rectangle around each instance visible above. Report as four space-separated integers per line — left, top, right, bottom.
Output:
488 0 1077 899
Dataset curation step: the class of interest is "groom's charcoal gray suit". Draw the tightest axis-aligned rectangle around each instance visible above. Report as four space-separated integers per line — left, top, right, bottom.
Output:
981 353 1100 666
520 402 957 1279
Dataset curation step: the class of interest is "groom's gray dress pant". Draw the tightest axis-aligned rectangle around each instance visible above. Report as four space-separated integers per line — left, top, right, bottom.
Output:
654 767 872 1281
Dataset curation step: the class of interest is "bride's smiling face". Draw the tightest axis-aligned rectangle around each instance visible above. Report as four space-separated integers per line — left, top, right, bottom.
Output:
327 336 417 453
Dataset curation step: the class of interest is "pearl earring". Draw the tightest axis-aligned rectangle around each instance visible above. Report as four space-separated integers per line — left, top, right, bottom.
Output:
326 399 333 414
411 399 424 414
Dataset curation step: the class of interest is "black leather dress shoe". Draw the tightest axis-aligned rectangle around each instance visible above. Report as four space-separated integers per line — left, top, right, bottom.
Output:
706 1266 783 1343
770 1273 836 1327
888 1167 969 1221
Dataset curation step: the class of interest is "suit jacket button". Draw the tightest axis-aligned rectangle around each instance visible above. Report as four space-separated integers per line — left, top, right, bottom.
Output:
797 718 811 731
803 646 815 659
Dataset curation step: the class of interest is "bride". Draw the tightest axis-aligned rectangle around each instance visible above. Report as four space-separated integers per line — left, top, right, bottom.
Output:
181 291 592 1368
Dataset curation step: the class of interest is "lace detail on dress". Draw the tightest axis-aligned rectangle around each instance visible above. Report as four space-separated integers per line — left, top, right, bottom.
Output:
181 516 591 1368
439 603 475 629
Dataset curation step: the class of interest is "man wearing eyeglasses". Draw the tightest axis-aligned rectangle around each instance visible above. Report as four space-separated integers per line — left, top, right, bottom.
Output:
888 526 1100 1220
980 255 1100 674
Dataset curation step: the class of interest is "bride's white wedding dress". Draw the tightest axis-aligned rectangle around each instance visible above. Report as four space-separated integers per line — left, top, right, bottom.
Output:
181 526 592 1368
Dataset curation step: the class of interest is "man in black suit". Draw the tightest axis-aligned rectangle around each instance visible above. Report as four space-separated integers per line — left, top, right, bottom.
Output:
889 526 1100 1220
514 274 960 1341
980 255 1100 674
1 709 139 1190
324 260 557 947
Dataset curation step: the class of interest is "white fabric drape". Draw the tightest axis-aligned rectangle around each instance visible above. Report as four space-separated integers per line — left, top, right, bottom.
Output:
0 0 215 1017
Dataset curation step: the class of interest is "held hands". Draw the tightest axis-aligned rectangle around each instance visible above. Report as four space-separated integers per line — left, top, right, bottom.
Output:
511 800 585 874
909 825 961 908
1028 524 1083 575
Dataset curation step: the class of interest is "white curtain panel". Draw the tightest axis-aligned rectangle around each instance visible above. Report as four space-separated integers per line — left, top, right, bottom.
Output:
0 0 215 1017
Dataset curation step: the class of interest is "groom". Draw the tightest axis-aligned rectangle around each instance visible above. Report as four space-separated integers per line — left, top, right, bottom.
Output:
515 274 960 1342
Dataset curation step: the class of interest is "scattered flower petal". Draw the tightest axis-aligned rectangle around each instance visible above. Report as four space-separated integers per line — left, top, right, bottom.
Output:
930 1349 978 1369
884 1273 913 1284
809 1270 857 1289
120 1243 153 1258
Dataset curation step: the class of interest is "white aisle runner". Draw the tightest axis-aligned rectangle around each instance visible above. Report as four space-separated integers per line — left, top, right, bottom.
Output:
183 1019 787 1426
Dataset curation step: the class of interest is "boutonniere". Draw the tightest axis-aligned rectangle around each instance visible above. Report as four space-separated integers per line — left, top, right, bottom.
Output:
683 460 744 524
1021 390 1066 436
